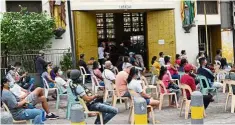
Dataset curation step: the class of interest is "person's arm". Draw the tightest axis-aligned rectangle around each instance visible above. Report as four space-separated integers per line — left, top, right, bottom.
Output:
170 64 177 71
140 92 151 99
17 99 27 107
47 74 56 83
189 78 196 91
81 95 97 103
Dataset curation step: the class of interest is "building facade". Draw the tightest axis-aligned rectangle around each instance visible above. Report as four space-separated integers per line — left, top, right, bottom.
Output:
1 0 234 67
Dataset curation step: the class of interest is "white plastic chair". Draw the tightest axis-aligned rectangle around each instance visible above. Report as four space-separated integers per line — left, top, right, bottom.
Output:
42 77 58 101
179 84 192 119
225 80 235 113
80 66 91 84
103 78 115 102
91 75 105 94
2 102 32 124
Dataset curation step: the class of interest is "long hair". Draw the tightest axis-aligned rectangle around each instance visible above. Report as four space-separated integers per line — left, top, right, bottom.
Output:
220 58 227 69
164 56 170 65
127 67 138 84
93 61 99 70
151 56 157 65
180 58 188 67
158 66 167 80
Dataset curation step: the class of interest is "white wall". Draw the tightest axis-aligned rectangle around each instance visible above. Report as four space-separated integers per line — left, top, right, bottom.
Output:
0 0 6 13
174 1 199 64
42 1 71 50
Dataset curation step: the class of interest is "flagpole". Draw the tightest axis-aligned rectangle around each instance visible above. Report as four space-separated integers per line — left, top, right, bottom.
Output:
204 2 209 59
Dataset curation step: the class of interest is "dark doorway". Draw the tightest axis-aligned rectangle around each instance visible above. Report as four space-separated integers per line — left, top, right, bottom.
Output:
96 12 147 67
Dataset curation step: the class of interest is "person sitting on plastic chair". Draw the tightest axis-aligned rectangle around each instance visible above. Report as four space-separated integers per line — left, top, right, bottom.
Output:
198 57 223 88
7 78 59 120
1 78 45 124
53 67 68 94
69 69 118 124
180 64 213 110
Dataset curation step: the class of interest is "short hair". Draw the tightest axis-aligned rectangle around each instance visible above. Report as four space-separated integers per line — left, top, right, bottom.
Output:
90 57 95 60
181 50 186 55
104 61 112 68
199 57 206 66
80 54 85 59
159 52 164 57
164 56 170 64
14 62 21 67
216 49 221 55
53 66 60 74
176 54 180 59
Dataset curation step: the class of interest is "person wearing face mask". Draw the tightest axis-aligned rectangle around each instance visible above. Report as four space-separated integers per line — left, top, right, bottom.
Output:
53 66 67 94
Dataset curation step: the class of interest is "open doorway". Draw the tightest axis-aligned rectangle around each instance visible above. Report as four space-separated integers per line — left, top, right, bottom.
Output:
96 12 147 67
198 25 221 63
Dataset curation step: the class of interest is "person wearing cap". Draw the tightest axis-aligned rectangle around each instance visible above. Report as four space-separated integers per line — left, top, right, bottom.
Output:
69 69 118 124
129 52 138 66
115 63 132 98
180 64 213 109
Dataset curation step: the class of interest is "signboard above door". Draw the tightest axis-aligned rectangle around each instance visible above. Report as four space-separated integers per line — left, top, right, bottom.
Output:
119 5 132 9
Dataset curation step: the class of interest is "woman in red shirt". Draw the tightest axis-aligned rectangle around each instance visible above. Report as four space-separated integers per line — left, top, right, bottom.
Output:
180 64 213 109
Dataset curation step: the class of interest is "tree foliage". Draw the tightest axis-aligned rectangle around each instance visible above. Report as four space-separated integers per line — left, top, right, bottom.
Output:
1 6 56 52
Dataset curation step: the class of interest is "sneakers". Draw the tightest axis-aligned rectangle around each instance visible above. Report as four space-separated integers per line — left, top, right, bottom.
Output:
46 113 59 120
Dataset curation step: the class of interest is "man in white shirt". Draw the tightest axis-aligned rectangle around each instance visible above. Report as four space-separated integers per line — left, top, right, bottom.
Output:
53 67 67 94
159 52 165 66
98 42 105 71
102 61 116 90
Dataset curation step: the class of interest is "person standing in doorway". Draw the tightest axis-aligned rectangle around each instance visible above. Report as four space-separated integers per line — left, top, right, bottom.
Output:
98 42 105 72
215 49 222 61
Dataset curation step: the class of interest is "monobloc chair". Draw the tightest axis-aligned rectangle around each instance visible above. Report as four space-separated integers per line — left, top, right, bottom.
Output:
66 86 79 119
42 77 58 103
55 84 67 109
80 66 91 84
112 85 129 109
91 75 105 94
2 102 32 124
103 78 116 102
198 75 218 102
141 75 159 99
225 80 235 113
179 84 192 119
157 80 179 110
78 97 103 125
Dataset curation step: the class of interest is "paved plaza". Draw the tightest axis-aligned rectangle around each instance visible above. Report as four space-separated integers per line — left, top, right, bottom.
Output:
41 84 235 124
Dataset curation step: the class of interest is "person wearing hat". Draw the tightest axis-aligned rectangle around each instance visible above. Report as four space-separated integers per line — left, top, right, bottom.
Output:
69 69 118 124
180 64 213 109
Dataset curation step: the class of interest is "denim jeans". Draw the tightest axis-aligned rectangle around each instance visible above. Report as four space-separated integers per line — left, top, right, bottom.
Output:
89 102 118 124
14 109 44 125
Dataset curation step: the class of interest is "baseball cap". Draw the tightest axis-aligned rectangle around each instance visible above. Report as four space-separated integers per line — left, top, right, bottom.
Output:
184 64 193 72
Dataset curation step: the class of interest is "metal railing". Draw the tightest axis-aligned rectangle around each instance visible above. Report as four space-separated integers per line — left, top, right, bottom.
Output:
1 48 71 74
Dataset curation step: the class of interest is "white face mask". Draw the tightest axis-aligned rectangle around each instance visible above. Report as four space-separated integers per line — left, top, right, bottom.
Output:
58 71 63 76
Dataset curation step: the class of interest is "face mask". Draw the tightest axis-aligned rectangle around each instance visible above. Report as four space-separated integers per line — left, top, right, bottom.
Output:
58 71 63 76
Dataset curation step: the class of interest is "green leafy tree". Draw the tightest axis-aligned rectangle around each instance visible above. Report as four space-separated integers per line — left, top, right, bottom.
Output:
1 6 56 52
60 49 72 71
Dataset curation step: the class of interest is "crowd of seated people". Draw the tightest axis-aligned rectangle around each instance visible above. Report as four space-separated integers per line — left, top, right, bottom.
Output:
2 48 235 124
